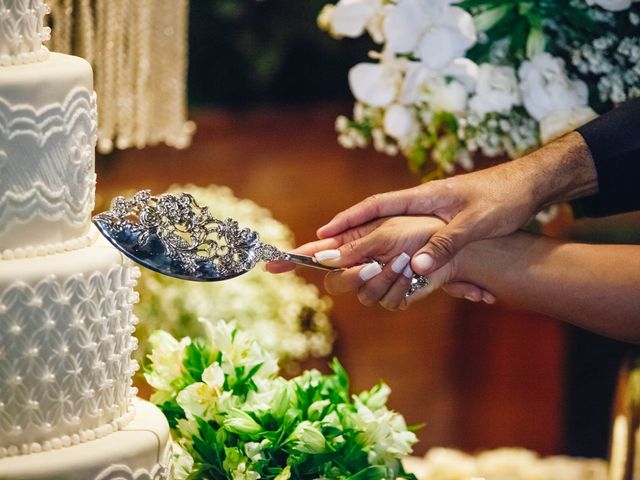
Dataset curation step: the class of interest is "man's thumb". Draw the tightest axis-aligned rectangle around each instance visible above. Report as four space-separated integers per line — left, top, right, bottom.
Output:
411 223 469 275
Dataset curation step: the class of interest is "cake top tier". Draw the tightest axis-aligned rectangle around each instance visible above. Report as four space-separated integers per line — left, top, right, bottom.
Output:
0 0 50 66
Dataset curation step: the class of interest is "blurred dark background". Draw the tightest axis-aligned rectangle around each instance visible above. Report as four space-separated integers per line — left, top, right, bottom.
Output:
188 0 372 107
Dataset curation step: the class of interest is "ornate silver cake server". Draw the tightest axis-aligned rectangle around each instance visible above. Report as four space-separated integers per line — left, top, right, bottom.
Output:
92 190 429 295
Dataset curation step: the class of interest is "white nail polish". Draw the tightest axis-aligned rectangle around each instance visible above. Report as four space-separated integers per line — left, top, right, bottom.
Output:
359 262 382 281
314 249 341 262
391 252 410 274
402 265 413 278
413 253 434 272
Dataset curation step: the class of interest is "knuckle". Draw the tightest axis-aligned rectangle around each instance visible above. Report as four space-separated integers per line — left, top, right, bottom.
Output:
357 288 377 307
428 234 457 259
379 297 401 311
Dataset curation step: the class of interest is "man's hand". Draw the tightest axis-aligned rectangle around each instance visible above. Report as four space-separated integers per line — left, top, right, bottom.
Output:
316 132 597 276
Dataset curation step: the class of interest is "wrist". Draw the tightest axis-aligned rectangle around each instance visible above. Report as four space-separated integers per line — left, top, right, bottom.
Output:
524 131 598 210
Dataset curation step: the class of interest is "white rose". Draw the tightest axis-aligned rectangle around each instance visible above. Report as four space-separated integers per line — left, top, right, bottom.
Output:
585 0 633 11
348 62 401 107
469 64 521 116
518 53 590 121
540 106 597 143
383 103 419 144
384 0 476 69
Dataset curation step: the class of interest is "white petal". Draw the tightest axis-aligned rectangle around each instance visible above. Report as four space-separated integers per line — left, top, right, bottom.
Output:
417 27 467 69
383 103 418 141
383 0 427 53
202 362 225 390
348 62 398 107
442 58 479 92
399 62 432 104
441 6 477 49
331 0 380 38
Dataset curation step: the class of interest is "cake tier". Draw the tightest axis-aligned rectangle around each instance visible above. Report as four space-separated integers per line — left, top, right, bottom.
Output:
0 52 96 255
0 237 140 455
0 398 172 480
0 0 50 66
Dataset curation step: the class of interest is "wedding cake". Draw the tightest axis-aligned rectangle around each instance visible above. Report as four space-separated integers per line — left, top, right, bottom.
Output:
0 1 171 478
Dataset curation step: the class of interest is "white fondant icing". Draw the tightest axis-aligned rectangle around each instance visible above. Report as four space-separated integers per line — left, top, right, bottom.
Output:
0 225 99 260
0 399 172 480
0 240 140 453
0 53 97 252
0 0 50 66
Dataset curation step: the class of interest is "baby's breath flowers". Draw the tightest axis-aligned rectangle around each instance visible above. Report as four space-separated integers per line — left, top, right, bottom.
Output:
320 0 640 179
146 321 419 480
134 184 333 370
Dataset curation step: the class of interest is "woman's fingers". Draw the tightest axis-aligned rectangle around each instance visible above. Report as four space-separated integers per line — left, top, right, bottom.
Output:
442 282 496 304
357 253 412 307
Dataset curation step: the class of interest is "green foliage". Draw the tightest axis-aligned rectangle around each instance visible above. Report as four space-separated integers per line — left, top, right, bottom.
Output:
146 324 418 480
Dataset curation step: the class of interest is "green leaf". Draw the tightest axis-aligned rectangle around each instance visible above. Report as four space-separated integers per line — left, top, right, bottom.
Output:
182 339 217 383
157 399 185 428
347 465 388 480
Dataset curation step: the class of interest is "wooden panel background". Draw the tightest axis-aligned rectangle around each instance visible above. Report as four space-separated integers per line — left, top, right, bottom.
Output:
96 105 567 455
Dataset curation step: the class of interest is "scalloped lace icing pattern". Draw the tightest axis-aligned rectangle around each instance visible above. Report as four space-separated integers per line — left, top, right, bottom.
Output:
0 0 50 66
94 463 170 480
0 86 97 238
93 440 172 480
0 263 141 456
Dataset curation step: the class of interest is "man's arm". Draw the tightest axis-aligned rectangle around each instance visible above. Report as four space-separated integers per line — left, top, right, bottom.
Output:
576 98 640 217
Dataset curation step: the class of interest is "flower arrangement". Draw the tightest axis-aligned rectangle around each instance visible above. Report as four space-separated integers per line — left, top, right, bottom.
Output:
134 184 334 370
403 447 607 480
318 0 640 179
145 321 419 480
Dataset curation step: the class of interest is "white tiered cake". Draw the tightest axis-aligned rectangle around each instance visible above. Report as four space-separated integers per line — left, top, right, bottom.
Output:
0 1 172 478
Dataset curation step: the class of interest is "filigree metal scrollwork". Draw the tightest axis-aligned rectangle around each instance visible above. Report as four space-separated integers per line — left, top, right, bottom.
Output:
94 190 283 278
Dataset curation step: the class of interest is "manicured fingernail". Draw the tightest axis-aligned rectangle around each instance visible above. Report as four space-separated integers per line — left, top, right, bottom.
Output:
464 295 478 302
359 262 382 281
402 265 413 278
413 253 434 272
482 292 496 304
314 249 341 262
391 252 410 273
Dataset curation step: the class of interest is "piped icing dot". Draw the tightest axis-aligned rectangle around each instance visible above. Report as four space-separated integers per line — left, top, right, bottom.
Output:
51 437 62 449
30 442 42 453
9 324 21 335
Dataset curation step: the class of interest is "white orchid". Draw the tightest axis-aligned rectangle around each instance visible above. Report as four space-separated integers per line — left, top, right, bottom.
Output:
383 0 476 69
322 0 387 42
348 59 403 107
469 64 521 117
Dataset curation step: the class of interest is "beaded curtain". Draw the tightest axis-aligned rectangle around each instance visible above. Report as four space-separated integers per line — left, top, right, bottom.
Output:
46 0 195 154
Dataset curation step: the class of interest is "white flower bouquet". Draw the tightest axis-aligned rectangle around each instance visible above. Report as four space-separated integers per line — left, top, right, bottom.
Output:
145 321 419 480
133 184 334 370
319 0 640 179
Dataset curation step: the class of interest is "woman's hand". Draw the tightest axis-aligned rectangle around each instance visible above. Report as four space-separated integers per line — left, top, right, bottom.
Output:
267 216 495 310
